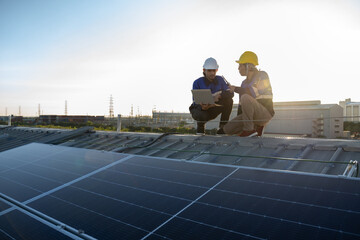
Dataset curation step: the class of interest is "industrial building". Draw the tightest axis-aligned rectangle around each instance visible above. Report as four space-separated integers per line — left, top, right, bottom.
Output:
152 111 193 127
339 98 360 122
266 101 343 138
39 115 105 124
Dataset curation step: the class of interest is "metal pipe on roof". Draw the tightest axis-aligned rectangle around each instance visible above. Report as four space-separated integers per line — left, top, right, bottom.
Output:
258 144 287 168
286 144 314 171
233 146 259 164
321 147 343 174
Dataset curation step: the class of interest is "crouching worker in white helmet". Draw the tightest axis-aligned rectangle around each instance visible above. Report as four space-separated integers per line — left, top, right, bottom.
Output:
189 57 234 135
224 51 275 137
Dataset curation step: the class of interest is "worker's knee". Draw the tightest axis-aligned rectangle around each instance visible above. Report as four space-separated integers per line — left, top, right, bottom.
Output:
190 106 209 121
240 94 254 104
223 123 231 134
192 112 209 122
223 122 238 135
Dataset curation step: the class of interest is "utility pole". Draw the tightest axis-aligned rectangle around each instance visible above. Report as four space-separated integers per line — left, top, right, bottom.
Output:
38 104 41 116
65 100 67 116
109 95 114 118
19 106 21 116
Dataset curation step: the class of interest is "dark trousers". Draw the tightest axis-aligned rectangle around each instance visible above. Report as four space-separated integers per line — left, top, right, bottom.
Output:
189 97 233 131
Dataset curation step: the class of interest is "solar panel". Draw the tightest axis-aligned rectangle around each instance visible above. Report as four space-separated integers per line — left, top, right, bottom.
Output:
0 143 359 239
0 201 10 212
0 143 128 202
0 210 74 240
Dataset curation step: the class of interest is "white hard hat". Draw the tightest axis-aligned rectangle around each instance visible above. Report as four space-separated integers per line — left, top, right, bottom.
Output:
203 57 219 70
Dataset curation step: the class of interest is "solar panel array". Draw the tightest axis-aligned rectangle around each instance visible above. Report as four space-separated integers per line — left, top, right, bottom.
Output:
0 143 359 240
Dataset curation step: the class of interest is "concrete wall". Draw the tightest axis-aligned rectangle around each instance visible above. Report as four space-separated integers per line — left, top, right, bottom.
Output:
329 105 344 138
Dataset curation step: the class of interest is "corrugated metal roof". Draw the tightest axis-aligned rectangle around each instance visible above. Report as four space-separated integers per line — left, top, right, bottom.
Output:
0 126 93 152
1 126 359 177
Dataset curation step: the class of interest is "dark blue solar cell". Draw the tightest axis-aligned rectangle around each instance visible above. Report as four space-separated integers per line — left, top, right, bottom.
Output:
0 158 29 171
0 143 127 202
221 170 360 212
90 165 210 200
28 195 152 240
150 217 255 240
1 169 60 192
110 160 226 188
72 177 191 215
176 202 359 240
0 176 41 201
0 210 73 240
16 163 79 183
0 201 10 212
51 186 173 230
233 167 360 194
126 156 235 177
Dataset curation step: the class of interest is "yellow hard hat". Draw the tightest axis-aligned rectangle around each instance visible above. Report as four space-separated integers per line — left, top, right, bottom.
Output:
236 51 258 66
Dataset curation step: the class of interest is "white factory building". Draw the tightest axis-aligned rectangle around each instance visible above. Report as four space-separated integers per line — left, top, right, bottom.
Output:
265 101 343 138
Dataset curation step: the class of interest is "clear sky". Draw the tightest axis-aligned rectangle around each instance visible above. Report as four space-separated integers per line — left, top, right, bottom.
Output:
1 0 360 116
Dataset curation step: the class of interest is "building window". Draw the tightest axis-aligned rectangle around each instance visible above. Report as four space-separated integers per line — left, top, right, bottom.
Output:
335 124 340 128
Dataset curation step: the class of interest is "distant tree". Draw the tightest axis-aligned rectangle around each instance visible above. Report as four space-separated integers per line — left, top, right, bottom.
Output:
344 122 360 133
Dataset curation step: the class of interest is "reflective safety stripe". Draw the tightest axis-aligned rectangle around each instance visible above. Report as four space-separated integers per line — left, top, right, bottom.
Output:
256 95 273 99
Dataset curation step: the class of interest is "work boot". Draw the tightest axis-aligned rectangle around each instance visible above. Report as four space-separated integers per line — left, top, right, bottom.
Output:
256 126 265 136
216 128 225 135
238 130 258 137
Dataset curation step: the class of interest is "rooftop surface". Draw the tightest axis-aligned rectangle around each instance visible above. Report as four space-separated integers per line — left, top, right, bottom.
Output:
1 126 359 178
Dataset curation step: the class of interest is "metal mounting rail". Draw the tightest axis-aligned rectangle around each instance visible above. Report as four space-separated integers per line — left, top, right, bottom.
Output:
0 192 96 240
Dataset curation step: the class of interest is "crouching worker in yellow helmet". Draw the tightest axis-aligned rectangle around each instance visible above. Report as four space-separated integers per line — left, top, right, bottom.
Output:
223 51 275 137
189 57 234 135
